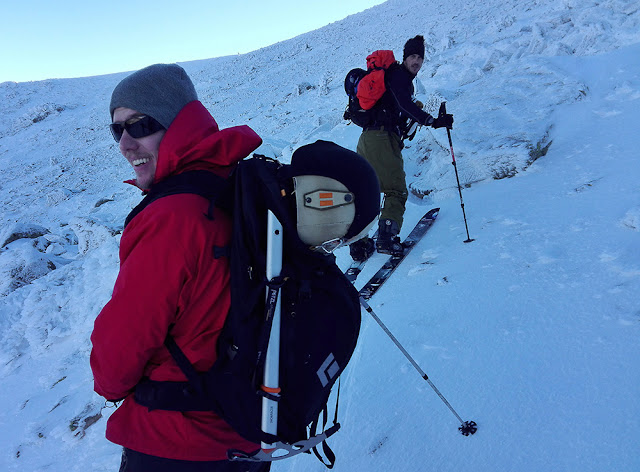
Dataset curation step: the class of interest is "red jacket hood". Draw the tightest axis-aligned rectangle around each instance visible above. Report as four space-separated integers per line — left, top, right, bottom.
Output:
127 101 262 189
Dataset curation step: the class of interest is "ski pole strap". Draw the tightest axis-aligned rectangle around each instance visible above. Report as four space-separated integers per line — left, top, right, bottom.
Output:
447 128 456 163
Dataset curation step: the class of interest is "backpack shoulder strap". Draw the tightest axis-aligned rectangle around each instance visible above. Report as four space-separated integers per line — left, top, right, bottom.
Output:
124 170 229 229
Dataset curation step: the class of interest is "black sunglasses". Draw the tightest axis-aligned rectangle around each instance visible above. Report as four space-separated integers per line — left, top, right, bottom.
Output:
110 115 165 142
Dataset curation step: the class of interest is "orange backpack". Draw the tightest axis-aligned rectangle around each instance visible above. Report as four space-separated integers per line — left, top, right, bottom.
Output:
356 50 396 110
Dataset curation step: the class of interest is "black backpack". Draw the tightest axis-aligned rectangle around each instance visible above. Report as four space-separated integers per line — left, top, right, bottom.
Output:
343 67 372 127
133 140 380 467
343 50 397 128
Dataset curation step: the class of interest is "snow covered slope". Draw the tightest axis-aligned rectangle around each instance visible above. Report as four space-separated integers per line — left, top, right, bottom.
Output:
0 0 638 471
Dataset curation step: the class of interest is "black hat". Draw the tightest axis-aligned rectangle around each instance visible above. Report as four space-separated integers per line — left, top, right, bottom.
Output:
403 35 425 61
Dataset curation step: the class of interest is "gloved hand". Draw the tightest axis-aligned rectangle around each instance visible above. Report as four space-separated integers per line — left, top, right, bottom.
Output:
432 113 454 129
414 100 424 109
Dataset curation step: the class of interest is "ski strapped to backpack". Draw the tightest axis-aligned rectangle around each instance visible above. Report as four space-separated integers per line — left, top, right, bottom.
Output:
132 140 380 467
343 50 396 127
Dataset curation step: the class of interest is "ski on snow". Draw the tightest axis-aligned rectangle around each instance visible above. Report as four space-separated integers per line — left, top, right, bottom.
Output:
345 259 367 283
345 230 377 282
357 207 439 300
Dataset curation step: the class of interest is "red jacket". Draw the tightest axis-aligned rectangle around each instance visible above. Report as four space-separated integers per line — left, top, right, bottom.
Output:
90 101 262 461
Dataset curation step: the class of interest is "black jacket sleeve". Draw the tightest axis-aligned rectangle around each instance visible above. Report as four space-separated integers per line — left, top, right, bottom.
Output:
386 65 434 126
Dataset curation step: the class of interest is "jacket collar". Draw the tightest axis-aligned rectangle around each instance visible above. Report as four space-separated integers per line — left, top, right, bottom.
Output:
126 100 262 191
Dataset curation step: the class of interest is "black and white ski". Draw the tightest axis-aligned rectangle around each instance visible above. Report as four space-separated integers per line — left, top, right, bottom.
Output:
345 260 367 282
359 208 439 300
344 230 378 283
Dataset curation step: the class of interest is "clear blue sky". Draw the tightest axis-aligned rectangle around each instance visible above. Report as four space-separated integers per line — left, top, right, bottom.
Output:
0 0 385 83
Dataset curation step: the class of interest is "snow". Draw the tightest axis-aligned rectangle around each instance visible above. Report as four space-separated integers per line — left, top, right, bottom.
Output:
1 0 639 470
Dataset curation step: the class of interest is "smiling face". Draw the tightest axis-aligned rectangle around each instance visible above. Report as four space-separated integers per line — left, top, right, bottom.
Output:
403 54 424 76
112 107 166 190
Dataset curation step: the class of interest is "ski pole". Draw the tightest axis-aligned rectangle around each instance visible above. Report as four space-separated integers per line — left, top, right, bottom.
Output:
359 297 477 436
438 102 474 243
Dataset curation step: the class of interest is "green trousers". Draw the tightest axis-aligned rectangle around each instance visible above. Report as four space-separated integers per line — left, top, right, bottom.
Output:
357 129 408 230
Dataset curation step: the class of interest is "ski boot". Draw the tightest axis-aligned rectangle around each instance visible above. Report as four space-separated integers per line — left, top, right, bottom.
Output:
376 219 404 256
349 237 375 262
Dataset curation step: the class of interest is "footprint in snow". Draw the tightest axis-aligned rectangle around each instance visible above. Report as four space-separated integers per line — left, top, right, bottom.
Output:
593 109 622 118
620 207 640 231
436 276 449 285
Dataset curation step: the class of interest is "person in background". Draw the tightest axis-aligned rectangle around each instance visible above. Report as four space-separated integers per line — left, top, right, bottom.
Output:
350 35 453 261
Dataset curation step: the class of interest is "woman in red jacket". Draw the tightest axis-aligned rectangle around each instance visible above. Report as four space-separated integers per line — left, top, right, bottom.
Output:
90 64 269 471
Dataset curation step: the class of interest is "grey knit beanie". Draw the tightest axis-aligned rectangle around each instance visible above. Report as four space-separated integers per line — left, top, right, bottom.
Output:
109 63 198 129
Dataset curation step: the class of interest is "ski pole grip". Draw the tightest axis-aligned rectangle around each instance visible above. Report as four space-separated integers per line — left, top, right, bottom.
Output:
438 102 447 119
